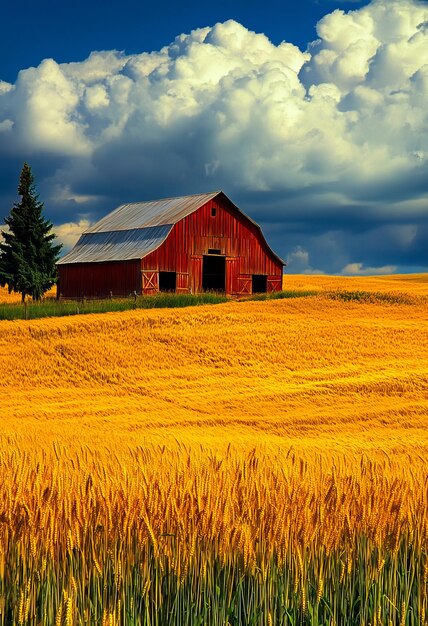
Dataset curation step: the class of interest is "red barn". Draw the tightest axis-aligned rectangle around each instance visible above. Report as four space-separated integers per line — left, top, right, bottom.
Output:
57 191 284 297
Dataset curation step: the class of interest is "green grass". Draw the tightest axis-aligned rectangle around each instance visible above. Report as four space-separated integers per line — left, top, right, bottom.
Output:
3 536 424 625
0 293 228 321
0 290 319 321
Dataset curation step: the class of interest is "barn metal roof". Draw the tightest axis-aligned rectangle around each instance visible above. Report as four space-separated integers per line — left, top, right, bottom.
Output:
57 226 172 264
85 191 220 233
57 191 285 265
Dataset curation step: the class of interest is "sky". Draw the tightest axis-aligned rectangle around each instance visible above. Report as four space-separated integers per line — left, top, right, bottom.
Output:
0 0 427 275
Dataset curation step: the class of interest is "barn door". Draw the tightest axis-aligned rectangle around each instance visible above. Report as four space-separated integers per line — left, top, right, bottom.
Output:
190 256 203 293
237 275 251 295
267 276 282 293
142 270 158 294
202 255 226 292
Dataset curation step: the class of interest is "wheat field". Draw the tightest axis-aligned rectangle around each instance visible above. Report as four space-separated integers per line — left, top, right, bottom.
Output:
1 275 427 625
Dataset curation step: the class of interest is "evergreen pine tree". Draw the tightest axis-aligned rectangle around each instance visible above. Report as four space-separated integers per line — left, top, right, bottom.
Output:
0 163 62 301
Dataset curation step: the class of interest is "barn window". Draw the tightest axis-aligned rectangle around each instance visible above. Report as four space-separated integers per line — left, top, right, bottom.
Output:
159 271 177 292
208 248 221 255
252 274 267 294
211 207 217 217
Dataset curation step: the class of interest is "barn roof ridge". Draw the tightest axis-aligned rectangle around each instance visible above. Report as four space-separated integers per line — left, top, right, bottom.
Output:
115 190 222 206
84 191 222 234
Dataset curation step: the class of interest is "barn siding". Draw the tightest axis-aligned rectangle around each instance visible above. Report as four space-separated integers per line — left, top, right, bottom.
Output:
58 194 283 297
141 196 283 295
57 260 141 298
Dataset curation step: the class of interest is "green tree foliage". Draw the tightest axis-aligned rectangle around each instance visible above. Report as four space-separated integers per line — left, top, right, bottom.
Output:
0 163 62 301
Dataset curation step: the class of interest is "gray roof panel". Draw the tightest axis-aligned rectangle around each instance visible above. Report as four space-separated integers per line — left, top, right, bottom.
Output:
57 225 172 264
85 191 220 233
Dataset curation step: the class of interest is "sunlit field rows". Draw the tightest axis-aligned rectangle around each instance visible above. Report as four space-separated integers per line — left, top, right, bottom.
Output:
0 286 23 303
284 273 428 296
1 275 428 624
0 286 56 304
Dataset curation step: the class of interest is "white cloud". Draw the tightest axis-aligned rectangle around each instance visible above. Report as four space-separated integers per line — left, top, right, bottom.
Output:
84 85 110 110
7 58 92 155
286 246 325 274
54 219 91 250
341 262 398 275
0 81 13 94
0 119 13 132
0 1 427 272
51 184 101 205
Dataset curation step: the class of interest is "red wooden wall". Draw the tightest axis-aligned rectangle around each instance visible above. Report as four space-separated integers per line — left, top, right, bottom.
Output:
58 195 283 297
141 195 283 295
57 259 141 298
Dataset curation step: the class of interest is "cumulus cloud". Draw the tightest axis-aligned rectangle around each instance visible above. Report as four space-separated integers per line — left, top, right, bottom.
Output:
286 247 325 274
55 219 92 250
0 0 427 273
341 262 398 275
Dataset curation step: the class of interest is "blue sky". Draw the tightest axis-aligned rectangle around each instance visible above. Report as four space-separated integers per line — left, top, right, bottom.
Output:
1 0 427 274
1 0 368 84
